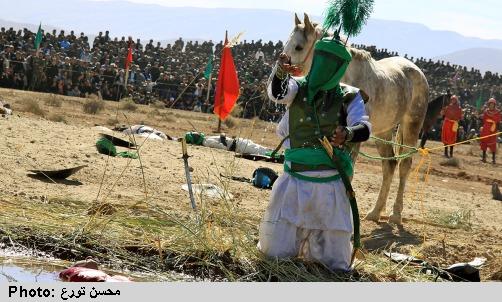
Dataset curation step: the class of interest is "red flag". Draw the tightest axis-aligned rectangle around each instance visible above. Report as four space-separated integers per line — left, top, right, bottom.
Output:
125 42 133 69
213 32 240 121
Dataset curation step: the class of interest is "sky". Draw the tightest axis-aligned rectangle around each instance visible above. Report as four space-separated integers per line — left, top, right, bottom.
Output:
93 0 502 40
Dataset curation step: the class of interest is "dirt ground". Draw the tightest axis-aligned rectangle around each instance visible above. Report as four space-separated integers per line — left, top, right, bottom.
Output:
0 88 501 281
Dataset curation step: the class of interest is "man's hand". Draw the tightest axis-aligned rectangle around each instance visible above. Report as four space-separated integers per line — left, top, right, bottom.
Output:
278 53 291 67
330 126 347 147
277 53 299 74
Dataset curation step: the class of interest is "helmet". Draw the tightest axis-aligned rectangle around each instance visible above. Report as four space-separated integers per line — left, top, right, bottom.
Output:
252 167 278 189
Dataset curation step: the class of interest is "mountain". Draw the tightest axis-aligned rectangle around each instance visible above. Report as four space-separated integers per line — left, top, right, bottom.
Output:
0 19 61 34
434 48 502 74
352 19 502 59
0 0 294 43
1 0 502 71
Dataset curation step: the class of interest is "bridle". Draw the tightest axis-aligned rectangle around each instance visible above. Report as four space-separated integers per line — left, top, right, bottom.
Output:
288 29 321 76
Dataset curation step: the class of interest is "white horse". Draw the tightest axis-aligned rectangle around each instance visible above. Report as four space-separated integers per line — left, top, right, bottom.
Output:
283 13 429 225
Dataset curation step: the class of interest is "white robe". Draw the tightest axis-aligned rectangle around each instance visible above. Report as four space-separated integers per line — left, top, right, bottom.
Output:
122 125 168 141
202 136 272 156
259 78 371 271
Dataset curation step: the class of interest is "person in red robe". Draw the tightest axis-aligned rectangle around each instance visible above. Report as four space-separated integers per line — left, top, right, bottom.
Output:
480 98 501 164
441 95 463 157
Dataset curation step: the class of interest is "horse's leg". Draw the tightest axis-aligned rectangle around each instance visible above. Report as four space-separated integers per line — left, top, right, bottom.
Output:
419 126 430 148
389 120 423 225
365 131 397 222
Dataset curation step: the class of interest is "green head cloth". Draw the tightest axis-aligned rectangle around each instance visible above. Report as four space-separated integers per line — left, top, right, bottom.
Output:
96 137 117 157
185 132 205 146
96 137 138 159
306 38 352 103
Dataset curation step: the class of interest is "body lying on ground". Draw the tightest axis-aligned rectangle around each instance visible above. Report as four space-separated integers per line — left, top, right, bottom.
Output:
184 131 273 156
105 125 273 156
120 124 170 141
0 100 12 115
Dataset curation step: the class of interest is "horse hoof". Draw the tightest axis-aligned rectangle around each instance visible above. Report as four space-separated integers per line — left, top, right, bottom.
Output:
364 212 381 222
388 214 403 225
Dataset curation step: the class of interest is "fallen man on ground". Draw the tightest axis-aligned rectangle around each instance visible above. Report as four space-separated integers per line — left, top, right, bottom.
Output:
0 100 12 115
118 124 171 141
184 131 275 157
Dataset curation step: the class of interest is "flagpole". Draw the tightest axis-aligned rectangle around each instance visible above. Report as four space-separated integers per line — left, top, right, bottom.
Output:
205 73 212 109
124 39 133 98
124 68 130 89
216 30 228 133
124 41 131 91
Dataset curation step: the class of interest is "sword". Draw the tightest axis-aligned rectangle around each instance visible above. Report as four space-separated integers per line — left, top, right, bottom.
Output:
319 136 362 265
180 138 197 210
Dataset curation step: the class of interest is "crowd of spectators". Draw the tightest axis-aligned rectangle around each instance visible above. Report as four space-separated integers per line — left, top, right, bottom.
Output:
0 26 288 121
1 26 501 128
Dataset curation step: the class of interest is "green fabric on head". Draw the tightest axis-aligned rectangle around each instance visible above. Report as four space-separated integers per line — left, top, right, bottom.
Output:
96 138 117 157
185 132 205 145
306 39 352 103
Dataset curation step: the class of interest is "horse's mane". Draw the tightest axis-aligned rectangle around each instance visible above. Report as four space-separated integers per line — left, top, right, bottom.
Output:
348 47 372 61
310 24 372 61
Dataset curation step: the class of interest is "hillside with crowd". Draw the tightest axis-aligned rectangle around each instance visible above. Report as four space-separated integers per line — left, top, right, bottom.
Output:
1 26 501 133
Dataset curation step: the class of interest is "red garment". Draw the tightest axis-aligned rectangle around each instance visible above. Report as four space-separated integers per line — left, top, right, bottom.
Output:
59 267 132 282
480 109 501 152
441 119 459 145
441 103 463 145
443 103 463 121
213 34 240 121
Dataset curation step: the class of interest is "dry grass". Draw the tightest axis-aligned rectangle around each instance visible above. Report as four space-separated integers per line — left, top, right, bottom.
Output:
0 189 432 281
0 156 431 282
120 99 138 112
106 117 120 126
44 95 63 108
230 104 244 118
83 99 105 115
150 101 166 110
159 112 176 123
224 116 238 129
49 113 67 124
426 209 474 230
147 109 176 123
23 99 45 117
147 109 160 118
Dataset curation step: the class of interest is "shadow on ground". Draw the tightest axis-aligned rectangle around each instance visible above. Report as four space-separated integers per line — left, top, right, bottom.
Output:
362 222 422 251
27 174 83 186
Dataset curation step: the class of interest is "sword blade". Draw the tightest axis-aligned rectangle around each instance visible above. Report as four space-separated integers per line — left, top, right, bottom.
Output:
183 158 197 210
181 138 197 210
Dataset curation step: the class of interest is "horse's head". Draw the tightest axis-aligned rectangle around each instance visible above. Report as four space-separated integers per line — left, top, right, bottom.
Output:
283 13 323 76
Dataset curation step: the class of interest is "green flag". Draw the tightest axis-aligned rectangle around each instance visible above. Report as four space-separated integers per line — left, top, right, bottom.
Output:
34 23 43 50
203 54 213 80
475 93 484 111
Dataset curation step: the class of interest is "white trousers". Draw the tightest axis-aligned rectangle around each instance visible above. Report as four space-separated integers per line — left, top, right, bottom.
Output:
258 218 352 271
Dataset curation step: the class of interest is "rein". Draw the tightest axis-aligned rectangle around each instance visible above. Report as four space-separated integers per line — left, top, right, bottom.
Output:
289 30 322 75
